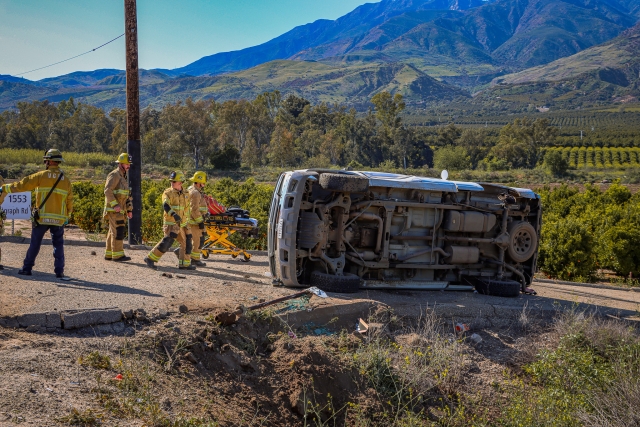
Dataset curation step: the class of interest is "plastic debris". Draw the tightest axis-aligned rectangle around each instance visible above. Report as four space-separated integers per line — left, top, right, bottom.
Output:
455 323 470 333
288 331 297 339
113 374 123 381
307 286 328 298
469 333 482 344
356 318 369 334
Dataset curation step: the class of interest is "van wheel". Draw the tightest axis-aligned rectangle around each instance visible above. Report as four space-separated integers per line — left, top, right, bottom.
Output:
507 221 538 263
310 271 361 293
475 279 521 297
319 173 369 193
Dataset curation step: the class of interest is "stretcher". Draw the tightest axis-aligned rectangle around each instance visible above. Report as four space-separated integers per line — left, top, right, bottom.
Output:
200 196 259 262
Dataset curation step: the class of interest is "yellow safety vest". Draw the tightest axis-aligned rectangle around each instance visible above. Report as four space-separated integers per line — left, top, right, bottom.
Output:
187 185 207 225
162 187 189 227
104 168 131 216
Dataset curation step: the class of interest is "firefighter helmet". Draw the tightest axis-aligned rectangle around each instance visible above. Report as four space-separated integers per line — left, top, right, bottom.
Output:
116 153 132 164
190 171 207 184
169 171 186 182
43 149 64 163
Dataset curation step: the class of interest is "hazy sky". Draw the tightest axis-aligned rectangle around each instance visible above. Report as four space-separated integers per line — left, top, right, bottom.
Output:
0 0 377 81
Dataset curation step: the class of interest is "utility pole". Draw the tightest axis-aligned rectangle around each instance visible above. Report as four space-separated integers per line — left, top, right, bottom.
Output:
125 0 142 245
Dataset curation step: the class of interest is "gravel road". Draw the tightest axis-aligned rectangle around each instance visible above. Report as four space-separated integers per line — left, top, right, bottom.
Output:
1 241 639 322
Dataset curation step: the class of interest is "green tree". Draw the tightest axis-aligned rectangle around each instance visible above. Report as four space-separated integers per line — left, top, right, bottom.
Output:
433 146 472 171
371 92 405 131
544 150 569 177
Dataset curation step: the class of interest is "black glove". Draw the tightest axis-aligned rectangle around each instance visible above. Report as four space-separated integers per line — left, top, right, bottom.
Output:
172 213 181 223
199 222 205 230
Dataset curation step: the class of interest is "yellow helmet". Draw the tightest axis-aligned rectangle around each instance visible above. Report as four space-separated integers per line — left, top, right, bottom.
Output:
43 149 64 162
169 171 186 182
190 171 207 184
116 153 131 164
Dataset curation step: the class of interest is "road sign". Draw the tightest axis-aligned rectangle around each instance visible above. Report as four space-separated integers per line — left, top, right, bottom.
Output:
1 192 31 219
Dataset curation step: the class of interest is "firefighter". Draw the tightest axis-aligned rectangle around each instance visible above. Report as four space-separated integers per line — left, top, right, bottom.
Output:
2 149 73 279
181 171 208 267
103 153 133 261
144 171 195 270
0 175 6 270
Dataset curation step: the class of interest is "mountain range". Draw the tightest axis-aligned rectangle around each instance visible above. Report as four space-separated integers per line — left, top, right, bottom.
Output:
1 0 639 111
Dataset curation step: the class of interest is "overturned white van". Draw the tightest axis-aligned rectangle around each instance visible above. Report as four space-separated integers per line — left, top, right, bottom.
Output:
268 170 541 297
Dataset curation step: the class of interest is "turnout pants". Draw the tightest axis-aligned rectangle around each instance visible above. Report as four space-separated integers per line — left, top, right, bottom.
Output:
105 212 126 260
148 225 192 267
23 223 65 275
190 224 204 261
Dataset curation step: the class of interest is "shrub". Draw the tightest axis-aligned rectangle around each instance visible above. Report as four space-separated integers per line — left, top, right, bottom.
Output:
209 144 241 170
539 217 596 281
545 150 569 177
433 146 471 171
69 181 105 233
597 223 640 277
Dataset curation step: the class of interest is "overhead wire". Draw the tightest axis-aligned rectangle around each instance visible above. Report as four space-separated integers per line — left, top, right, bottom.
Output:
14 33 125 77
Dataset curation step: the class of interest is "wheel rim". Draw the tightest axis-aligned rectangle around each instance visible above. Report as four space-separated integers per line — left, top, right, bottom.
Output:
513 229 533 255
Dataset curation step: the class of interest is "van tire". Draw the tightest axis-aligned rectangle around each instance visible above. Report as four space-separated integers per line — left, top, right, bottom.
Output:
319 173 369 193
475 279 521 297
310 271 361 293
507 221 537 263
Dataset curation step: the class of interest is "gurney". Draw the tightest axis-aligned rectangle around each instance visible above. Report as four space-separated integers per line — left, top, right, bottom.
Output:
200 196 259 262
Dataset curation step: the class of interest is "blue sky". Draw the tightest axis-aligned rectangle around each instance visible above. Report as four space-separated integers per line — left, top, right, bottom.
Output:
0 0 377 81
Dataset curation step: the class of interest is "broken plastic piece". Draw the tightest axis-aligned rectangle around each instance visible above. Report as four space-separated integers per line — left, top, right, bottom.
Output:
113 374 123 381
306 286 328 298
469 333 482 343
356 318 369 334
455 323 470 333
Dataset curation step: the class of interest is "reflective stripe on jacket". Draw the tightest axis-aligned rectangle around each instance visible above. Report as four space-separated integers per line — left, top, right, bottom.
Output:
162 187 189 227
3 167 73 226
104 168 131 216
187 185 206 225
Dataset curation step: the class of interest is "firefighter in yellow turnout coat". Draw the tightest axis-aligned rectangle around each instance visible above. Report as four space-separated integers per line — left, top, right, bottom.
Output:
186 171 208 267
104 153 133 261
2 149 73 278
144 172 195 270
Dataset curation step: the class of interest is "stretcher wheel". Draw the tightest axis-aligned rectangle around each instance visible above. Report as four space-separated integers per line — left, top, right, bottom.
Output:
201 251 209 259
241 254 250 262
231 254 237 259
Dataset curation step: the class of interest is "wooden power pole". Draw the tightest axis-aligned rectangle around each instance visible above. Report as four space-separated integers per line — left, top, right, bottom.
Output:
125 0 142 244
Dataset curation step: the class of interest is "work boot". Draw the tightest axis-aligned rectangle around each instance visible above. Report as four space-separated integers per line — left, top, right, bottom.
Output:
113 256 132 262
56 273 71 281
104 257 113 261
18 269 32 276
0 265 4 270
192 260 206 267
143 257 157 270
173 248 180 259
179 264 196 270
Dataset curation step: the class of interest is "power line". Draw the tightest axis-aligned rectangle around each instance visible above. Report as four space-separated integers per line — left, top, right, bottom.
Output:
15 33 125 77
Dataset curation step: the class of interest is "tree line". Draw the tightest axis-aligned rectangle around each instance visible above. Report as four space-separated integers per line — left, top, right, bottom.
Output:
0 93 562 171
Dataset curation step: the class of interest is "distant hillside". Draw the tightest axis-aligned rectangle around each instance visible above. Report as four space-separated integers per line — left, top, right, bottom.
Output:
493 24 640 85
480 24 640 109
0 60 466 112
